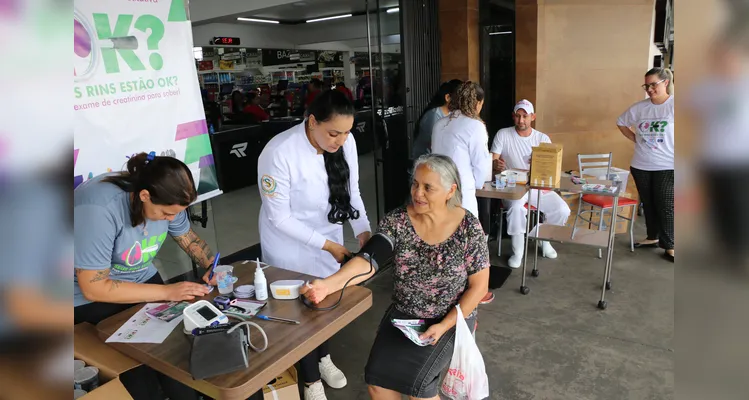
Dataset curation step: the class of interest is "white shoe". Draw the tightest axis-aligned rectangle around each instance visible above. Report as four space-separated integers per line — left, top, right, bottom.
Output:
541 241 558 259
319 355 347 389
508 234 524 269
305 381 328 400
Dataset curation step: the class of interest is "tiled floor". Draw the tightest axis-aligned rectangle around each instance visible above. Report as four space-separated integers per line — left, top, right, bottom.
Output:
154 151 674 399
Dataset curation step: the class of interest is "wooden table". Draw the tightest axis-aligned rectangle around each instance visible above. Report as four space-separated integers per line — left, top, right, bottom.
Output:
97 261 373 400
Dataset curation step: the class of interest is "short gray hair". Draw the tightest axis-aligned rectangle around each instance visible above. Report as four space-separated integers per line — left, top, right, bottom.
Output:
411 153 463 208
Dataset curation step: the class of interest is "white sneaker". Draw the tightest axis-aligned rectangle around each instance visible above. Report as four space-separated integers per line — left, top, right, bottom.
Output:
508 234 524 269
305 381 328 400
541 241 558 259
319 355 347 389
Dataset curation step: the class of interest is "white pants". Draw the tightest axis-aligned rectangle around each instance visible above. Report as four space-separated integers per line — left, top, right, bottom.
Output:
503 189 571 236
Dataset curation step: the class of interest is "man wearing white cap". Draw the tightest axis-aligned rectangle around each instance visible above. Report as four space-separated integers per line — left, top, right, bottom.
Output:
490 100 571 268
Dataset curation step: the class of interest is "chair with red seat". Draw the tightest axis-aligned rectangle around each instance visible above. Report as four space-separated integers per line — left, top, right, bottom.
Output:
572 153 637 258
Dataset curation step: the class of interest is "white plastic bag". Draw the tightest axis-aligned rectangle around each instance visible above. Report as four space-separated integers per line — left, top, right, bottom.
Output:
440 305 490 400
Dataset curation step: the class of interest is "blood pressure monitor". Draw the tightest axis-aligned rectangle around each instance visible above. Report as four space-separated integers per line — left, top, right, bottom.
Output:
183 300 229 333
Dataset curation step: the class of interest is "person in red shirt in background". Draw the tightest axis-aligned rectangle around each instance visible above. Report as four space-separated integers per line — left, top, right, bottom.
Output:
243 92 270 122
335 82 354 102
305 79 323 109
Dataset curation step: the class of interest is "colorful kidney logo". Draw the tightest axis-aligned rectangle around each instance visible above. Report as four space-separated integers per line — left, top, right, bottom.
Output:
123 242 142 266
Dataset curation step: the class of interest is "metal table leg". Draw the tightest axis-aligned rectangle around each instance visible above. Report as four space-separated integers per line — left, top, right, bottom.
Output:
520 192 532 295
598 196 619 309
531 189 542 278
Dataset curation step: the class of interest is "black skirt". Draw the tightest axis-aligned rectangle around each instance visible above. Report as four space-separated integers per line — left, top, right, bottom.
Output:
364 304 476 398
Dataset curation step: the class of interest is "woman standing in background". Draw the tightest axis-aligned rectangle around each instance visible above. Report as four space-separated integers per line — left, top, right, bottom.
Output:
617 67 675 262
430 81 492 219
411 79 462 159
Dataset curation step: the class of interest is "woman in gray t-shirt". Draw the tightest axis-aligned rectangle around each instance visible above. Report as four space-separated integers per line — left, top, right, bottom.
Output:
411 79 462 159
74 153 216 322
74 153 219 400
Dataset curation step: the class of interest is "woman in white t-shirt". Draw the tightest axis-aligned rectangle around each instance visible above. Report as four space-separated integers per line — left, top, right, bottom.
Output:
617 68 675 262
431 81 492 219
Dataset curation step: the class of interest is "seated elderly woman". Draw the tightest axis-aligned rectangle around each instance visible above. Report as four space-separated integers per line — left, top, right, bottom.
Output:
301 153 490 400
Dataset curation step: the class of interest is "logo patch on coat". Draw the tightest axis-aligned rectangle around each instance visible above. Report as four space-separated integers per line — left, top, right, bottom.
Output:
261 174 277 196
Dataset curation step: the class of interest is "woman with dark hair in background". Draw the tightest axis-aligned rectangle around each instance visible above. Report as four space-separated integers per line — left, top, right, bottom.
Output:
411 79 462 159
305 78 324 110
617 67 675 262
335 81 354 102
74 153 217 399
243 91 270 122
257 89 372 400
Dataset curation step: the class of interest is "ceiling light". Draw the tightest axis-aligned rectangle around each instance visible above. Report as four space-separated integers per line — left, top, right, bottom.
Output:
306 14 353 23
386 7 399 13
489 31 512 35
237 17 279 24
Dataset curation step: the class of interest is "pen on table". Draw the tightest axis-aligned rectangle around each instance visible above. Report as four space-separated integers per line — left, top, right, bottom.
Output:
256 315 300 325
208 252 220 282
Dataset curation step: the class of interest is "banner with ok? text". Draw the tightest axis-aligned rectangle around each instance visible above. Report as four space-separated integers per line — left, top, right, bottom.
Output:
73 0 220 202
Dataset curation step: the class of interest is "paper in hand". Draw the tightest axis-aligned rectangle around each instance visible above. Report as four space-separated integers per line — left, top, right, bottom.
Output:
392 319 435 346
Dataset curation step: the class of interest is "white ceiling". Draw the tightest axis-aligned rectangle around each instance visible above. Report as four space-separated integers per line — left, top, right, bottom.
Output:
189 0 399 25
251 0 399 21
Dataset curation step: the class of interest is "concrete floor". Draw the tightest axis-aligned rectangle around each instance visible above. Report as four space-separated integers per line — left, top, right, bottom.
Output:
154 152 674 400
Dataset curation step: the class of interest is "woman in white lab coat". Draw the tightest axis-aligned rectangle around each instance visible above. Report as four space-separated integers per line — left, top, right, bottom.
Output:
257 89 371 400
431 81 492 219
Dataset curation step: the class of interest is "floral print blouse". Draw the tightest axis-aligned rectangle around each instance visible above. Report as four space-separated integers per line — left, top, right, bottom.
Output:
378 206 490 319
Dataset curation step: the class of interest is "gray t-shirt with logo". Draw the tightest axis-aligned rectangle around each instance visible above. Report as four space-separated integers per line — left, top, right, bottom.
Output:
73 174 191 307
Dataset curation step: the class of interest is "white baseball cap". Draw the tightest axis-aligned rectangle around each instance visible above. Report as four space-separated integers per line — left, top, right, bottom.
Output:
513 99 535 114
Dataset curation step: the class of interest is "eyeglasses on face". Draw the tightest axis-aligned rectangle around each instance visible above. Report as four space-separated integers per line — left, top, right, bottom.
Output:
642 79 666 90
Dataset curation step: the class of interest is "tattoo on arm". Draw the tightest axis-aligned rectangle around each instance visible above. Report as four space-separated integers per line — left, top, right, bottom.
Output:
75 268 122 292
172 228 215 269
89 269 109 284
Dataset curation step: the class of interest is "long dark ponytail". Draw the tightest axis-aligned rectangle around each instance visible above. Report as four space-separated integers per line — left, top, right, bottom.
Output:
306 90 360 225
414 79 462 140
103 153 197 227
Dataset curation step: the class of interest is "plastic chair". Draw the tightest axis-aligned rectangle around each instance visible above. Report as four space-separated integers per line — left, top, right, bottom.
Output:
572 153 638 258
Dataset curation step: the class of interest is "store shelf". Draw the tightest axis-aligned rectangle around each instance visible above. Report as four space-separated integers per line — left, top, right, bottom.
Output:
528 224 609 248
198 69 245 75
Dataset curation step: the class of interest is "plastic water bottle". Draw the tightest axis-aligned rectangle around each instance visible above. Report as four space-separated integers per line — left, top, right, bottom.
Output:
254 259 268 301
208 124 215 134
